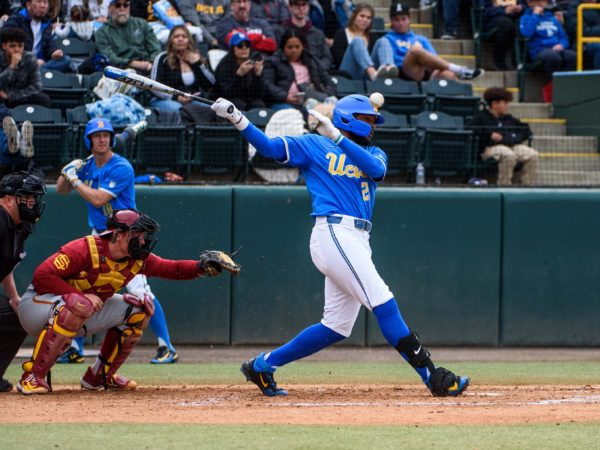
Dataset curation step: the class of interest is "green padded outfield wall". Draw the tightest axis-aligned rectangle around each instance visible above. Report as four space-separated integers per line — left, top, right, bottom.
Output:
367 189 502 346
501 190 600 346
9 186 600 346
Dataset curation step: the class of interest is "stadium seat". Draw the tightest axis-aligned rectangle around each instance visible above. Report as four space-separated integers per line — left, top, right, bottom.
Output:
372 128 418 178
515 36 545 102
330 76 366 97
131 115 189 177
245 107 275 129
411 111 475 179
190 124 245 177
372 16 385 30
421 79 482 119
366 78 427 116
471 2 498 68
40 70 88 112
378 110 409 129
54 37 96 60
11 105 71 171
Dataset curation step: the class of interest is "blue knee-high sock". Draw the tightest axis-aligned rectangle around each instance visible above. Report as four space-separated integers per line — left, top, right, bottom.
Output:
72 336 84 352
258 323 345 371
372 298 410 346
149 298 174 350
373 298 429 383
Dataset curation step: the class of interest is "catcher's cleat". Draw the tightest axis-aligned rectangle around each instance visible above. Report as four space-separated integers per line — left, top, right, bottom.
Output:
56 347 84 364
240 357 288 397
80 366 138 391
0 378 13 393
16 372 50 395
151 346 179 364
426 367 470 397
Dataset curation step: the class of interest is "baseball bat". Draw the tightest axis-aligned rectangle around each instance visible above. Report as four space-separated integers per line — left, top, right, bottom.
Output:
103 66 214 106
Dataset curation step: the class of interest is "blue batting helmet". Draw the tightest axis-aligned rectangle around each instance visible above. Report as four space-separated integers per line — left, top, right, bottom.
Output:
84 118 116 150
332 94 385 137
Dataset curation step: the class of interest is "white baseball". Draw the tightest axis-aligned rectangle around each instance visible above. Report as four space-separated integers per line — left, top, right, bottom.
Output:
369 92 385 109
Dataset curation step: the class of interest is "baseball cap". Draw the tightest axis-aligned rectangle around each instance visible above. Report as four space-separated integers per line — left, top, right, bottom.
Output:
228 31 250 48
390 2 410 18
289 0 309 5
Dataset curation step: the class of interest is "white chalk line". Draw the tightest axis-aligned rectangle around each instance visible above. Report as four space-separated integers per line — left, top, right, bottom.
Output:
176 394 600 408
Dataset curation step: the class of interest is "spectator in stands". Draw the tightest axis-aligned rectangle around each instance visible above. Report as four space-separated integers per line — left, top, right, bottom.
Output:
373 2 483 81
471 87 538 186
0 27 50 107
67 0 108 23
275 0 332 71
214 31 265 110
566 0 600 70
263 28 336 109
4 0 72 72
332 3 398 80
332 0 353 29
95 0 161 75
482 0 526 70
519 0 576 73
216 0 276 53
176 0 221 47
185 0 228 42
150 25 215 112
54 5 95 41
250 0 288 26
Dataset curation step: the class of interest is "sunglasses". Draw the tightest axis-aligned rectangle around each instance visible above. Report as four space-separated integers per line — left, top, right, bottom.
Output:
235 42 251 49
113 2 130 8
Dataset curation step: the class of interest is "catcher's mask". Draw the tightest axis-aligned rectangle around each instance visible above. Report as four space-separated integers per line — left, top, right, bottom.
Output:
102 209 160 259
0 171 47 225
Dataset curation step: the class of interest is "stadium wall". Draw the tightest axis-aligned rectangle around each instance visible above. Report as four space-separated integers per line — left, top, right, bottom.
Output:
13 186 600 346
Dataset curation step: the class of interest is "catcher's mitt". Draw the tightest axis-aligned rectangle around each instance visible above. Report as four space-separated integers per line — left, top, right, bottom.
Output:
198 250 241 277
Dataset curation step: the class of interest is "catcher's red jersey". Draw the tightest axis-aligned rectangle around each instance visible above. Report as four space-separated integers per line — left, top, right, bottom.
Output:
33 235 200 300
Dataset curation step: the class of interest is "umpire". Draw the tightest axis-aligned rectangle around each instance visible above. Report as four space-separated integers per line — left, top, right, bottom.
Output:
0 170 46 392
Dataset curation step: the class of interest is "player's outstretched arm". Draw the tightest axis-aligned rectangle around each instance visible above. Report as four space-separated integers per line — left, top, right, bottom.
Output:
211 98 286 161
308 109 386 180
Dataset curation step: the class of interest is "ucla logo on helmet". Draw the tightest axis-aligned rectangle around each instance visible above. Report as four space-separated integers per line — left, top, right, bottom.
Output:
98 120 104 128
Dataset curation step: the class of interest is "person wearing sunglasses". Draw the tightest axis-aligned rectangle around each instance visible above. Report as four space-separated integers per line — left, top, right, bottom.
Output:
95 0 161 75
213 31 266 111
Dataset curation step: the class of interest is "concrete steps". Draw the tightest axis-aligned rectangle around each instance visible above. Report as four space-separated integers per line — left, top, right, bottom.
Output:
536 170 600 186
522 119 567 136
509 103 552 119
532 136 598 153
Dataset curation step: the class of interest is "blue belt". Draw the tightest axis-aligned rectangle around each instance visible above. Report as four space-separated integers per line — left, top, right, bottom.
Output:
326 216 372 232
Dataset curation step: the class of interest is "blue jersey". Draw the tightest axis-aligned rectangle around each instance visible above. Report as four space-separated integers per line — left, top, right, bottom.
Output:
280 134 387 221
78 153 136 231
384 30 437 67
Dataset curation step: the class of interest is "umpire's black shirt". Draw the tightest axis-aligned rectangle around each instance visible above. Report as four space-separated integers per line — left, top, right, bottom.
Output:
0 206 30 282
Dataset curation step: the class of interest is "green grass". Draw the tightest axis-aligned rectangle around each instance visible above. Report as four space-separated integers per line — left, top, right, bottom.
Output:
1 423 599 450
5 361 600 385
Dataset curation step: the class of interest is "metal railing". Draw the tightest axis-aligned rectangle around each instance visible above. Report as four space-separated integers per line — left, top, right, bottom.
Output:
577 3 600 71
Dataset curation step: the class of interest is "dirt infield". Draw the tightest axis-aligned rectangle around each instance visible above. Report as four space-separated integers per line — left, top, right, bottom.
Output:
4 384 600 426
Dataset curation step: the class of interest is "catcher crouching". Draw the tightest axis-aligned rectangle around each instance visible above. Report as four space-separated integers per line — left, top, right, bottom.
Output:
16 209 240 395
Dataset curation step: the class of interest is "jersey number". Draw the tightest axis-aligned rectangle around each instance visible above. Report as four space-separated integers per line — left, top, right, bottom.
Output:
361 182 370 201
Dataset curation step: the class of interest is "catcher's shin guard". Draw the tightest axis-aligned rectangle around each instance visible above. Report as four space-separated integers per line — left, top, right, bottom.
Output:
22 294 94 385
84 307 149 390
395 331 469 397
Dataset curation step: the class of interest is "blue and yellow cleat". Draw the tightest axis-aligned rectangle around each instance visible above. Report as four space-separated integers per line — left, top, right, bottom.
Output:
240 356 288 397
426 367 470 397
56 347 84 364
151 346 179 364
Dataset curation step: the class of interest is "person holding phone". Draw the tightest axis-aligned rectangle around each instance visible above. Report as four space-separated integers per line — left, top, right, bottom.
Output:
149 25 216 112
263 28 336 110
213 31 267 110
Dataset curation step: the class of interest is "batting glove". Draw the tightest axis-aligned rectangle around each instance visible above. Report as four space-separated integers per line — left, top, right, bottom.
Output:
307 109 342 144
211 98 249 131
61 159 84 187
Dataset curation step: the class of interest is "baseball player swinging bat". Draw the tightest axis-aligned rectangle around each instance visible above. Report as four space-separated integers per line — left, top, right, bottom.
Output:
103 66 216 107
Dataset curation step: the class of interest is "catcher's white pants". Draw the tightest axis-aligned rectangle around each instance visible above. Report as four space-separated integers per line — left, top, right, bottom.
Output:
310 215 393 337
18 286 144 336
